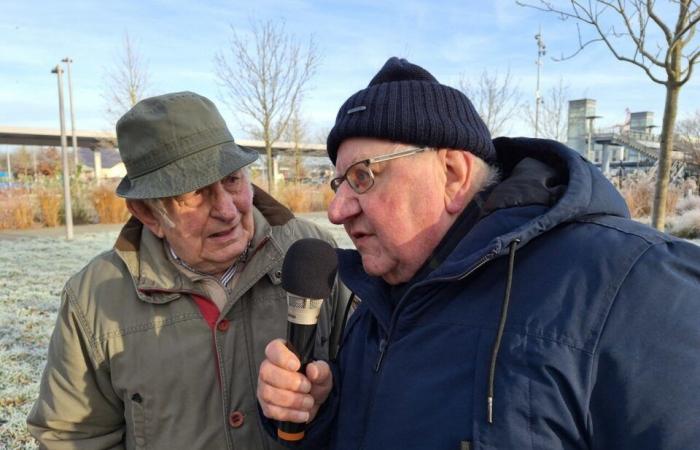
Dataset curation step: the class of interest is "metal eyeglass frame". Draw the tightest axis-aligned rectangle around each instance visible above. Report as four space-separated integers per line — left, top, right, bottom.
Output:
329 146 429 194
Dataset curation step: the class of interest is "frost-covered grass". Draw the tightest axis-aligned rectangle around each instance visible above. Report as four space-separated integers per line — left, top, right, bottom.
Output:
0 231 119 449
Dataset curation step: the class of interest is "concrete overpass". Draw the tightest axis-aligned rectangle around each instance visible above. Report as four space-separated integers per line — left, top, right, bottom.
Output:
0 126 329 157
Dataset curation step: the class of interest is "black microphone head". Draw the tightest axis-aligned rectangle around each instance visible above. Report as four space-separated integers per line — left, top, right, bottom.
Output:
282 238 338 299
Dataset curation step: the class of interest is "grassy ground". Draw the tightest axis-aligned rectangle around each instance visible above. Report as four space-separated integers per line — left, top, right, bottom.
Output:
0 229 122 448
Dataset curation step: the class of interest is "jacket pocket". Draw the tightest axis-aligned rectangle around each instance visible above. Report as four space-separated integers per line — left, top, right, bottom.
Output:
130 393 147 450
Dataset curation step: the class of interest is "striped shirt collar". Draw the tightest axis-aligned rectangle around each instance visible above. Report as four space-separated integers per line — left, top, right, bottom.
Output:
167 242 251 286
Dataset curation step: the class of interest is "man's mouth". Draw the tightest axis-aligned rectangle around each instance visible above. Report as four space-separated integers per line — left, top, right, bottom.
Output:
351 230 371 242
209 227 236 239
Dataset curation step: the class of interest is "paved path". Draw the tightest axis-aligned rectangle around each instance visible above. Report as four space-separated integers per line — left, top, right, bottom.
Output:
0 223 124 240
0 212 354 247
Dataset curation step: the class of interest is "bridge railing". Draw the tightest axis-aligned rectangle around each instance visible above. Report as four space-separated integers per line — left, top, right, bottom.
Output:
594 127 660 143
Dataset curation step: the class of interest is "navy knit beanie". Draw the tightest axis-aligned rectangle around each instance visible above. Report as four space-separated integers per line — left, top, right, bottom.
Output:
326 57 496 165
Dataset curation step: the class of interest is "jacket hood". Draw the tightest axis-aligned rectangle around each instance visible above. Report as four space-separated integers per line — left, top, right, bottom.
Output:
337 137 630 293
476 137 629 255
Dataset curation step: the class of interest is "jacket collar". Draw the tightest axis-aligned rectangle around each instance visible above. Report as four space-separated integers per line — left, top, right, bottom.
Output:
113 184 295 305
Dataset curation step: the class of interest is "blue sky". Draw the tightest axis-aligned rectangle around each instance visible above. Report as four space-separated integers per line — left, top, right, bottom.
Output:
2 0 699 144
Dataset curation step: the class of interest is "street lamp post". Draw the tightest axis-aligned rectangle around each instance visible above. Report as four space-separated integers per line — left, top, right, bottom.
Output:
51 65 74 240
61 58 79 170
534 28 546 138
586 115 602 162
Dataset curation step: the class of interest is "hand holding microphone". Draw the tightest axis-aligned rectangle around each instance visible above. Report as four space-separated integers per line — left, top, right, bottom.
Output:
258 340 332 431
256 238 337 442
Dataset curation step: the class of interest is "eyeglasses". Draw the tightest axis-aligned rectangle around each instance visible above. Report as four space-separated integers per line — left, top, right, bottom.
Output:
330 146 429 194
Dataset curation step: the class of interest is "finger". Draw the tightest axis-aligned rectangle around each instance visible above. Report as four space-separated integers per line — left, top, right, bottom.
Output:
306 361 333 410
257 382 315 411
259 402 310 423
306 361 332 386
259 359 311 393
265 339 300 371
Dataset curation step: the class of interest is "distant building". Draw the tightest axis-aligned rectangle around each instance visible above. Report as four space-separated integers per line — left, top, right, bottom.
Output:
77 147 125 180
566 99 665 174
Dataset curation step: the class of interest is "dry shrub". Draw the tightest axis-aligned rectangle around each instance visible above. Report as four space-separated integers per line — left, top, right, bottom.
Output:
0 189 35 229
70 172 98 225
315 184 335 211
619 171 681 218
0 211 10 229
277 183 313 212
91 185 129 223
11 201 34 229
269 182 334 213
668 210 700 239
36 188 62 227
676 195 700 214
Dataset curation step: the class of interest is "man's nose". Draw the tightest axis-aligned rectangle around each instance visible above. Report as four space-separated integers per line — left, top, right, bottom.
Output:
327 183 360 225
209 182 238 220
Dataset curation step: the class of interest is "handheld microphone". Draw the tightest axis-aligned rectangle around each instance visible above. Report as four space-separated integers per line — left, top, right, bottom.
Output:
277 238 338 442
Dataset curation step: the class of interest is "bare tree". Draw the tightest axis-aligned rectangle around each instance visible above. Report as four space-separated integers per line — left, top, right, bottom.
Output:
102 32 151 127
11 146 34 177
459 68 523 136
525 77 570 141
314 125 332 146
676 109 700 164
518 0 700 230
214 19 319 193
282 109 309 183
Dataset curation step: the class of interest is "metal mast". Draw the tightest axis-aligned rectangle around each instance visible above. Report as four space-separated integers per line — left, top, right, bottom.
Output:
51 65 74 240
534 27 546 138
62 57 79 169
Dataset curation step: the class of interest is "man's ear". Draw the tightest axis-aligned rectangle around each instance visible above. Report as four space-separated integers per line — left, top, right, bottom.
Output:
126 199 166 238
443 150 473 215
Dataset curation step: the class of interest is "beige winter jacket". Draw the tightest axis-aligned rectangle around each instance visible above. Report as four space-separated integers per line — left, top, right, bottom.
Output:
27 191 348 450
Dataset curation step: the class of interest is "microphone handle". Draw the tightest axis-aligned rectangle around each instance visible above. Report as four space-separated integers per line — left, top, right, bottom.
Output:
277 322 318 442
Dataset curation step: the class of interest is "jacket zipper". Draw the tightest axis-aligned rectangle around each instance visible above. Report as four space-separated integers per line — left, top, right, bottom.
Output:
374 338 388 372
371 248 499 373
359 247 501 449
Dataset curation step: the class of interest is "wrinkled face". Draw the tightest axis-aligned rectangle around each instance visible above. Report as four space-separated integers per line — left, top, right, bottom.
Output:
154 170 255 276
328 138 450 284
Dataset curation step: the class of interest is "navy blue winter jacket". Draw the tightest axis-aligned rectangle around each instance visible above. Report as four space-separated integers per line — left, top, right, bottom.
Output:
282 138 700 449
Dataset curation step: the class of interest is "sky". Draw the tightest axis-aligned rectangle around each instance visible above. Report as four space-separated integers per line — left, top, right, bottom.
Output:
1 0 699 148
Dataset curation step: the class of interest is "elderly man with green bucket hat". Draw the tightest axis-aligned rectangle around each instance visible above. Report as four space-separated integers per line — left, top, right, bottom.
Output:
27 91 348 450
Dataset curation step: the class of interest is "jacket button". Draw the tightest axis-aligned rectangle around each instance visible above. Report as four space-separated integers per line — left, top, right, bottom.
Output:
217 319 230 332
229 410 244 428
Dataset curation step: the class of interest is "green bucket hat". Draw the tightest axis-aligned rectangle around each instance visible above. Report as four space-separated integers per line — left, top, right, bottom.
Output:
115 91 259 199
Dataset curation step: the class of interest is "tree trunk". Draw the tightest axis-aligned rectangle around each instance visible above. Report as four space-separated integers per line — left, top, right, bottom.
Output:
266 142 274 194
651 36 684 231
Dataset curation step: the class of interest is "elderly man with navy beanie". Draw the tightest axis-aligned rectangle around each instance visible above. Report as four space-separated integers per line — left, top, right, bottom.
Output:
258 57 700 449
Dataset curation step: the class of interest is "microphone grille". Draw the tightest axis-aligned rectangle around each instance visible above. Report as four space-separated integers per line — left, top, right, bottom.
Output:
281 238 338 299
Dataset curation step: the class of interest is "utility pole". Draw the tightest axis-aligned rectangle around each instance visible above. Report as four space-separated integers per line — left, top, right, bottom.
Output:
51 65 74 240
61 57 79 170
534 27 546 138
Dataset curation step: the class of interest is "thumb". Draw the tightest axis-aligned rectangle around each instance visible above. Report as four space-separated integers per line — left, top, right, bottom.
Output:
306 361 331 385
